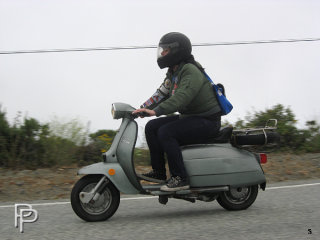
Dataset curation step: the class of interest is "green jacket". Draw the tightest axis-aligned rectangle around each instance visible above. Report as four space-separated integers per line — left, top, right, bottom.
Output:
144 62 221 117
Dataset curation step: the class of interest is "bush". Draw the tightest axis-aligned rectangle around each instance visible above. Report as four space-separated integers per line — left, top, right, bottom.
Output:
233 104 320 152
1 104 319 169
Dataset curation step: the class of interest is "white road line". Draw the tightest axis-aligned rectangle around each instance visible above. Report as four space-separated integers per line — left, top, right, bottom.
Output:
0 182 319 208
0 201 70 208
266 182 320 190
0 197 158 208
121 196 157 201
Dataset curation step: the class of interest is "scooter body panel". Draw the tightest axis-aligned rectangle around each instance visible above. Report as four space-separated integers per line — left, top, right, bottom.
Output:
78 162 140 194
182 143 265 187
116 119 143 191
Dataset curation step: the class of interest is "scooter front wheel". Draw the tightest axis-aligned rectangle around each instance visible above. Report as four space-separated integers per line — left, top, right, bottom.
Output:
217 185 258 211
71 175 120 221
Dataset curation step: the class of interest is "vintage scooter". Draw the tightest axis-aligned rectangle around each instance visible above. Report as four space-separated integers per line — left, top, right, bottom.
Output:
71 102 279 222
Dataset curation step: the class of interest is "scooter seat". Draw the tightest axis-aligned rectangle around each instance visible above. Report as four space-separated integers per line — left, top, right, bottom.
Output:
204 126 233 144
180 126 233 149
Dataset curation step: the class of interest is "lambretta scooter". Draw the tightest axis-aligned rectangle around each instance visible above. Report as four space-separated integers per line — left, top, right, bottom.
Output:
71 102 279 222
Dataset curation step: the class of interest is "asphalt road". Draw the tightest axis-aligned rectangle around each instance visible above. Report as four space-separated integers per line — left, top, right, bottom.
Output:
1 179 319 240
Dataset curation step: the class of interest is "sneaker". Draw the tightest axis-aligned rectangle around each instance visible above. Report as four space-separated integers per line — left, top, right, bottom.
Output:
160 176 190 192
139 170 167 183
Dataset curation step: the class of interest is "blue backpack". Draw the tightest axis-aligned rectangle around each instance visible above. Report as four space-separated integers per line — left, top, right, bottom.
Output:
204 72 233 115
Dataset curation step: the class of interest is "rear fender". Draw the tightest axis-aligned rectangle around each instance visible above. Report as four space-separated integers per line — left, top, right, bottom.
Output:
78 162 140 194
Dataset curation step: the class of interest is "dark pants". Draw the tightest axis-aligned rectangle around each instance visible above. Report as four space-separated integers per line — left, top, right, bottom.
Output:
145 115 221 178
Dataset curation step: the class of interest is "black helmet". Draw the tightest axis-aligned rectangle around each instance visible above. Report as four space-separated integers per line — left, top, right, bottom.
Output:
157 32 192 69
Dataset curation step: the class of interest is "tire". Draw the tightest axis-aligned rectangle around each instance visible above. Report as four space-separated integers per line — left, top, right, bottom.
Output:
71 175 120 222
217 185 258 211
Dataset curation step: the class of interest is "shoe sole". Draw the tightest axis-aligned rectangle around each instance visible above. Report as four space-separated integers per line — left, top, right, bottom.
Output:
137 174 166 183
160 185 190 192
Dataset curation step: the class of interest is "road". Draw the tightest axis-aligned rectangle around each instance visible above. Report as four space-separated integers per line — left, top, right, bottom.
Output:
0 179 319 240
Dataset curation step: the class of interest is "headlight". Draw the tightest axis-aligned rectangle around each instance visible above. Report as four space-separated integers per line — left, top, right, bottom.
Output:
111 104 116 119
110 102 136 119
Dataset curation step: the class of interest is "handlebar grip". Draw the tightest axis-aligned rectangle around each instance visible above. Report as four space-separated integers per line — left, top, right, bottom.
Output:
137 112 150 117
132 111 150 118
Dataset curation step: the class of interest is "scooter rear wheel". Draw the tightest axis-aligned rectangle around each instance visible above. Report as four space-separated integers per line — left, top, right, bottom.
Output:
217 185 258 211
71 175 120 221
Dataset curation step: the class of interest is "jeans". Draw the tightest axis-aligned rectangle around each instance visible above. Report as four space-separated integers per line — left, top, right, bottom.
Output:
145 115 221 178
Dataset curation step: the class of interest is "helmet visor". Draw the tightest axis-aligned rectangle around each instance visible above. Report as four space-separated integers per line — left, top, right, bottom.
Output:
157 46 169 59
157 42 179 59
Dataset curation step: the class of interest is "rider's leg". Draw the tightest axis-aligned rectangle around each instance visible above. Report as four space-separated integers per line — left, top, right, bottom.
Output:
143 115 179 180
158 116 221 191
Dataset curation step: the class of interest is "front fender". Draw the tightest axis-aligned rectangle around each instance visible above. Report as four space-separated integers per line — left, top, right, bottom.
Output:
78 162 140 194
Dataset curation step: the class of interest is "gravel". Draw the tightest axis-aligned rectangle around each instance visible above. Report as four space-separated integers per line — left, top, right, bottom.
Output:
0 153 319 202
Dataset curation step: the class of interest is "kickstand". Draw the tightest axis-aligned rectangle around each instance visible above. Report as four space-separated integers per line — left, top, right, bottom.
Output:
158 195 168 205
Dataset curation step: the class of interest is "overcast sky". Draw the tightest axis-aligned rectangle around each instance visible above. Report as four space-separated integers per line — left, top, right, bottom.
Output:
1 0 320 134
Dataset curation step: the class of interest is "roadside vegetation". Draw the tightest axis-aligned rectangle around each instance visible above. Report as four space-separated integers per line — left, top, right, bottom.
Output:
0 104 319 169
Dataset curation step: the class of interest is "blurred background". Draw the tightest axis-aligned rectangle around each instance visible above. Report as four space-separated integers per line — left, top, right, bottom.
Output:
1 0 320 168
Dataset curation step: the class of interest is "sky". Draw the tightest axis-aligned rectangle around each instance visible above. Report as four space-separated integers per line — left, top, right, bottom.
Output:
1 0 320 136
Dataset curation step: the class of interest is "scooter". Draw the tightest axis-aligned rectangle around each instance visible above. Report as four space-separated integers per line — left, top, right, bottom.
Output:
70 102 279 222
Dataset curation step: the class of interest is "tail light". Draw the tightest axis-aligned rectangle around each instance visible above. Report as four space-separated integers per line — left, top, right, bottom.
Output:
259 153 267 164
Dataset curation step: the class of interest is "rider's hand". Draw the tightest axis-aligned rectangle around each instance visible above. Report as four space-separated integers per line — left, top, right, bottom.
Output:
132 108 156 118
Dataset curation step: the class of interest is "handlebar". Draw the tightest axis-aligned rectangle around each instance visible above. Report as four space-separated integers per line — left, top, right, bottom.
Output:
132 111 150 118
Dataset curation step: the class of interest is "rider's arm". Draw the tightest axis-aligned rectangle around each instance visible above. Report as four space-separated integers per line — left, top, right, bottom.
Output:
153 64 204 116
140 77 172 110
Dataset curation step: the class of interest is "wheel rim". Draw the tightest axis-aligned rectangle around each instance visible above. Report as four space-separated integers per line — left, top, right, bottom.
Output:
80 183 112 215
224 187 251 205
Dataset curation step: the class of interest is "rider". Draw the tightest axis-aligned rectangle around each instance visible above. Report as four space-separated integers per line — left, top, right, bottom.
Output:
133 32 222 191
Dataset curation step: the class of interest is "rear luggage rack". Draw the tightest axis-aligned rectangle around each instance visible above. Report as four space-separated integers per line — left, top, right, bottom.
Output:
231 119 280 148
